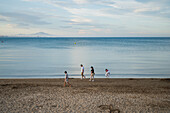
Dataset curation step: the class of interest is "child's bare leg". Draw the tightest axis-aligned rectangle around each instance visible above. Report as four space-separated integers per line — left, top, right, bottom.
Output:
92 75 93 80
89 74 92 81
64 82 66 87
81 72 83 79
67 82 71 87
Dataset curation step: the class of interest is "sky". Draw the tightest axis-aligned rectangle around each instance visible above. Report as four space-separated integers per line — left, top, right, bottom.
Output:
0 0 170 37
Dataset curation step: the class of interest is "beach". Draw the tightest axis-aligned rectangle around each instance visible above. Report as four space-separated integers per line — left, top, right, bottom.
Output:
0 78 170 112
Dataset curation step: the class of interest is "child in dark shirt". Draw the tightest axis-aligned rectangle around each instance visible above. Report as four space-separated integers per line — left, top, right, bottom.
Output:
89 66 95 82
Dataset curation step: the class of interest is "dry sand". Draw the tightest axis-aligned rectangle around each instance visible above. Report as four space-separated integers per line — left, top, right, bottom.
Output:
0 78 170 113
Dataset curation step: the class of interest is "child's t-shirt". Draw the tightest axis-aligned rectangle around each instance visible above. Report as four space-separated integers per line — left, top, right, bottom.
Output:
91 68 94 73
106 71 110 75
65 74 68 79
81 67 84 72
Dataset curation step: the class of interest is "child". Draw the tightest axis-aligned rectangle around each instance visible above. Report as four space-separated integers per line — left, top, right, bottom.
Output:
64 71 71 87
80 64 86 79
89 66 95 81
105 69 110 77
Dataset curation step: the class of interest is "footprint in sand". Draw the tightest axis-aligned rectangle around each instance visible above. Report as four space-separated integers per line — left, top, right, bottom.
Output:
98 104 120 113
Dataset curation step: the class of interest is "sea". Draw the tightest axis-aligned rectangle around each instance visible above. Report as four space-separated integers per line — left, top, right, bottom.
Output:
0 37 170 78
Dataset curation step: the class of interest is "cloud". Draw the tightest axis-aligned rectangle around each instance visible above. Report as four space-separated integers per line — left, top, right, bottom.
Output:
22 0 75 8
134 7 160 13
60 26 72 28
1 0 170 37
0 18 7 21
6 24 16 28
73 0 88 4
70 16 92 23
67 0 168 19
72 0 116 6
0 15 9 21
17 23 30 27
64 19 114 29
0 12 50 26
91 28 102 32
21 0 170 19
78 29 87 34
77 28 112 36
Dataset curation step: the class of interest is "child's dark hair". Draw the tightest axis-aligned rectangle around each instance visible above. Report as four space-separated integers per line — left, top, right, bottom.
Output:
64 71 67 73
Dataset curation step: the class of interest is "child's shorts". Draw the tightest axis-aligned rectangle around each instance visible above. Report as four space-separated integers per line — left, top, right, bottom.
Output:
65 79 68 82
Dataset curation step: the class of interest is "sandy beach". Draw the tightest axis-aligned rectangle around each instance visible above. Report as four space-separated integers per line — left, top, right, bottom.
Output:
0 78 170 113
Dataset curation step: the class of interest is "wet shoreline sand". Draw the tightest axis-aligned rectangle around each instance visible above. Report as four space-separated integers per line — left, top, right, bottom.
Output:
0 78 170 112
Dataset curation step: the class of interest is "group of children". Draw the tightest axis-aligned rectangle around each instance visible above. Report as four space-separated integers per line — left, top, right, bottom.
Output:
64 64 110 87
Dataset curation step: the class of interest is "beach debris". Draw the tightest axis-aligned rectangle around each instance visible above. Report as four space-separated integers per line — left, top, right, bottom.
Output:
51 105 57 107
36 105 43 108
98 105 109 110
74 42 76 44
98 104 120 113
0 84 9 87
12 86 18 89
64 105 69 109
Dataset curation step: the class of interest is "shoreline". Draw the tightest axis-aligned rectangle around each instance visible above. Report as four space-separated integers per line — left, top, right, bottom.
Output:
0 78 170 112
1 73 170 79
0 78 170 80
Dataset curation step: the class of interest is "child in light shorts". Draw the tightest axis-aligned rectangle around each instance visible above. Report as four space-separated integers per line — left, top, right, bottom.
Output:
89 66 95 81
64 71 71 87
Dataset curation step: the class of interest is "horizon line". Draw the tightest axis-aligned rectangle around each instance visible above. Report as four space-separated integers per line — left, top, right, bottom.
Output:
1 36 170 38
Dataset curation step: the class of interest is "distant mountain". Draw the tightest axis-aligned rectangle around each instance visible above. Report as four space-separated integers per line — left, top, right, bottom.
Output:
31 32 52 36
16 32 55 37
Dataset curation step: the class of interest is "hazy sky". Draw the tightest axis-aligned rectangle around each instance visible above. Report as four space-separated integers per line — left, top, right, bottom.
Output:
0 0 170 37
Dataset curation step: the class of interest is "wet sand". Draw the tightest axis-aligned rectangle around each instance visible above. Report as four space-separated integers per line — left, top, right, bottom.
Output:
0 78 170 112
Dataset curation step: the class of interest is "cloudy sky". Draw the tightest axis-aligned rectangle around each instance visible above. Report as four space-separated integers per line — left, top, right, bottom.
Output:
0 0 170 37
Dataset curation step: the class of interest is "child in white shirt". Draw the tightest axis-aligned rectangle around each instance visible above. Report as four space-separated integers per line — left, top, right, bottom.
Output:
80 64 86 79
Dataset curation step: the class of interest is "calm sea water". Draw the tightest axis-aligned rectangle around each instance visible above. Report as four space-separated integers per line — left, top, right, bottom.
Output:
0 37 170 78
